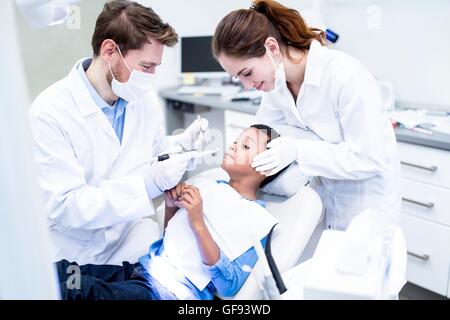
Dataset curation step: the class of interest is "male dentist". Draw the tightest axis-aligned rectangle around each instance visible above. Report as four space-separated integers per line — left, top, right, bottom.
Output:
29 0 209 267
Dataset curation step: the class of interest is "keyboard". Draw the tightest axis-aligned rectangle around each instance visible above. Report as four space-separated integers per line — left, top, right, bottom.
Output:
228 89 263 101
177 85 241 96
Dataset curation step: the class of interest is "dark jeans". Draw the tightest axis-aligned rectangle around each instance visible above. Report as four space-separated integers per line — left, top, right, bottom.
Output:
56 259 178 300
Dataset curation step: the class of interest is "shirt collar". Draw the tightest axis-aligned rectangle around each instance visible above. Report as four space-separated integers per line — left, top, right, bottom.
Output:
216 180 267 208
77 58 119 110
303 39 327 88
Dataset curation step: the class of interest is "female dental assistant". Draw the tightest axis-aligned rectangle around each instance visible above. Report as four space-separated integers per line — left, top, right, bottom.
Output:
212 0 401 231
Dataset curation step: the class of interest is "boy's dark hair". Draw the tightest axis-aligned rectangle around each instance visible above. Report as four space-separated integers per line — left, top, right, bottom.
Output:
250 124 280 141
92 0 178 56
250 124 287 187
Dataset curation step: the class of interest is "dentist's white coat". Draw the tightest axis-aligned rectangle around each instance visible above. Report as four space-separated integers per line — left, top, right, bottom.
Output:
29 59 170 265
256 40 401 230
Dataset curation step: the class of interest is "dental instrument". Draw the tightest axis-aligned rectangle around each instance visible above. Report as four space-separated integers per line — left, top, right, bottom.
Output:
198 114 207 150
130 148 220 173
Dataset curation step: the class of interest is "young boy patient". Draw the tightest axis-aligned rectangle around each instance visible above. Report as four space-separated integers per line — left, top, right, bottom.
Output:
57 124 280 300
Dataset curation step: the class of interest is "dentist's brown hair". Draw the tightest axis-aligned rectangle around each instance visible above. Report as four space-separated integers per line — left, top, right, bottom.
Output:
92 0 178 56
212 0 325 61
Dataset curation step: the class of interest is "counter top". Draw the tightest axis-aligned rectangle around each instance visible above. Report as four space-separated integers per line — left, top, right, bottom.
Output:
394 127 450 151
159 87 450 151
159 87 258 114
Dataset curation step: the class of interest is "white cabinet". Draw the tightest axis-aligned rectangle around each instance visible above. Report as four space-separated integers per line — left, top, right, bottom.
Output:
400 214 450 296
401 178 450 226
397 141 450 297
399 142 450 189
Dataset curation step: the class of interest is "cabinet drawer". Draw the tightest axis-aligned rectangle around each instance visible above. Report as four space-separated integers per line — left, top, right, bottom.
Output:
400 213 450 296
398 142 450 189
401 178 450 226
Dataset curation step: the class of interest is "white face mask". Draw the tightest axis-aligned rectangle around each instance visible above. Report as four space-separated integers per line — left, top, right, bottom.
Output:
108 46 155 102
265 45 286 92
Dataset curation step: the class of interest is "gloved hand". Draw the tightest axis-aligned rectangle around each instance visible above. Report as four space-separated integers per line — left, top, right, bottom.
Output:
175 117 211 151
149 151 196 192
251 136 298 176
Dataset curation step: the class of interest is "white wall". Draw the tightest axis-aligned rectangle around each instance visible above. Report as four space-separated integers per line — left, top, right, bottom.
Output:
18 0 449 109
139 0 317 129
144 0 450 111
322 0 450 109
15 0 107 100
147 0 319 86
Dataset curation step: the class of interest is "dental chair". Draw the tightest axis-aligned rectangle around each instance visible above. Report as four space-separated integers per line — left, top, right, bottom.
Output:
153 167 324 300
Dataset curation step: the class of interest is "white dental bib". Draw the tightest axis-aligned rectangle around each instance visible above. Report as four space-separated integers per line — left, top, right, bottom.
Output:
160 180 277 291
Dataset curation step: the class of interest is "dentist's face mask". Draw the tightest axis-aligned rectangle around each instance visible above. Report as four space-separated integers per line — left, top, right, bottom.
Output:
108 46 155 102
265 45 286 92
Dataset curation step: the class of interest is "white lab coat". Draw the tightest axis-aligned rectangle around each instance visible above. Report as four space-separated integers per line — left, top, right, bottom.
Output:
256 40 401 231
30 59 173 265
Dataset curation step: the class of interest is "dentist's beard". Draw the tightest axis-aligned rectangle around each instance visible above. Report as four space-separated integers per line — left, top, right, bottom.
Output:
106 70 113 87
106 64 128 85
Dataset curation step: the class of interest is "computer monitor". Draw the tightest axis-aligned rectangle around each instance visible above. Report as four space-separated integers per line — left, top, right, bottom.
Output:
180 35 228 79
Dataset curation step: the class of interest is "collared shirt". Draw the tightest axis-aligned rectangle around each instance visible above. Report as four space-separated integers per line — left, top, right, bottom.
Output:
139 181 269 300
77 58 127 144
256 39 401 231
140 235 268 300
77 59 161 201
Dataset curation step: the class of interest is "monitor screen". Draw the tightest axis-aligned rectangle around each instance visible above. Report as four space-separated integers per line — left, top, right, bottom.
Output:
181 36 225 74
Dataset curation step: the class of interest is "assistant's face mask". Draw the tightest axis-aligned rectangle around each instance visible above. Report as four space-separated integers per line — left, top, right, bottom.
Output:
265 45 286 92
108 46 155 102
